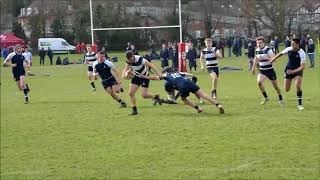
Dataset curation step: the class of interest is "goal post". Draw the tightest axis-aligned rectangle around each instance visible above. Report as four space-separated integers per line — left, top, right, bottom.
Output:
89 0 187 72
89 0 183 45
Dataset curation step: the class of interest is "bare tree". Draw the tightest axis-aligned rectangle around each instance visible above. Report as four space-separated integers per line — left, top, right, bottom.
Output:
239 0 296 37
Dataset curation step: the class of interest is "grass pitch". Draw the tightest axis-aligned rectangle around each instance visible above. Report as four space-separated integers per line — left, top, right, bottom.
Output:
1 50 319 179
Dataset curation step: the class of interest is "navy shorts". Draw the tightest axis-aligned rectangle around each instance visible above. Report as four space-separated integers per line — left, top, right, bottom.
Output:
207 67 219 77
88 66 93 72
259 69 277 80
131 76 150 88
285 69 303 79
179 81 200 98
13 70 26 81
101 77 118 89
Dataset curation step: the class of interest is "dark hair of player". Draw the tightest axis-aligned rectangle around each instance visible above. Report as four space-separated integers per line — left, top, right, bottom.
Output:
97 51 104 55
292 38 300 44
126 51 134 59
256 36 265 42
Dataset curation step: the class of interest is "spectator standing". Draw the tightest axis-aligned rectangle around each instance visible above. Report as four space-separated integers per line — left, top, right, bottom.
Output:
196 40 202 58
270 38 275 52
274 36 280 54
285 36 291 48
227 37 233 58
186 43 198 72
247 41 255 70
47 47 54 65
1 47 9 63
300 36 306 51
307 39 315 68
126 42 132 51
218 38 225 58
234 37 241 57
171 44 179 71
160 43 170 69
39 48 46 66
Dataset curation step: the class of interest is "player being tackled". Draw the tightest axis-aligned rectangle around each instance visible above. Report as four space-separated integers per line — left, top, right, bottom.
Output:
122 51 162 115
139 67 225 114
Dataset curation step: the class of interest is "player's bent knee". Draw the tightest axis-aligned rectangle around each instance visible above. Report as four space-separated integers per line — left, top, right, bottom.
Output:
141 93 149 98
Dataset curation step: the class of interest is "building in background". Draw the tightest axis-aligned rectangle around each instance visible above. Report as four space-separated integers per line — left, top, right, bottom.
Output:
17 0 74 38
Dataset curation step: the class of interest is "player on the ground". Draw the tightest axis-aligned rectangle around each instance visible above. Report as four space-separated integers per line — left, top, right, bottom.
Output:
122 51 162 115
4 45 30 104
251 36 284 106
84 44 98 91
161 76 201 104
140 67 224 114
270 38 306 111
93 51 126 108
200 38 222 98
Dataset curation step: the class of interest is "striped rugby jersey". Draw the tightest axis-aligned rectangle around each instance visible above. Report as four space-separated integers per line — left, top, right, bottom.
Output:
127 55 149 76
201 47 220 68
255 46 274 70
85 52 97 66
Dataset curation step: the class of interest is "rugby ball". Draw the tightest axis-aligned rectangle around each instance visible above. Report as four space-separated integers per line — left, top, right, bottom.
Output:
125 70 134 79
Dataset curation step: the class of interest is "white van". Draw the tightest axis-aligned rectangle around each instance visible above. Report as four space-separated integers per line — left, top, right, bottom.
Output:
38 38 76 54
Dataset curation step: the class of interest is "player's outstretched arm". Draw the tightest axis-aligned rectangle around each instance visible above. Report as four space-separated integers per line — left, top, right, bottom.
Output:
139 74 162 80
144 60 161 76
270 52 283 63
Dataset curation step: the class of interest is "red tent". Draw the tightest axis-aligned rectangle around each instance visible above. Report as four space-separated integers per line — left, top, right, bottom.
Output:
0 34 26 48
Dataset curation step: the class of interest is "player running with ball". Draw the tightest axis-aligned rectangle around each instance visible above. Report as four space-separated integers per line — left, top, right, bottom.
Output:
122 51 162 115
